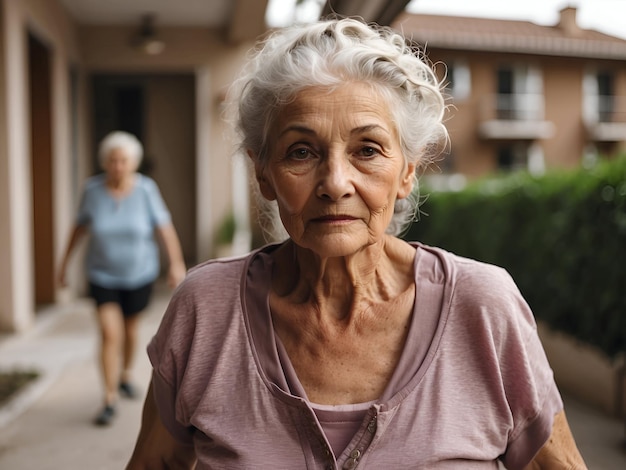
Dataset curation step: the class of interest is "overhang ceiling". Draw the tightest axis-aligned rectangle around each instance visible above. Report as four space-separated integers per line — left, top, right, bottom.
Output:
57 0 272 44
58 0 233 26
58 0 411 28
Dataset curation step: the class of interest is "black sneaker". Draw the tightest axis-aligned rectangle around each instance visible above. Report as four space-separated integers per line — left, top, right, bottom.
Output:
94 405 115 426
119 381 138 399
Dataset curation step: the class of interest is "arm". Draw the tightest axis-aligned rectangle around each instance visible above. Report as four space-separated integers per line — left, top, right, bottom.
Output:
523 409 587 469
156 223 186 289
126 379 197 470
57 224 88 287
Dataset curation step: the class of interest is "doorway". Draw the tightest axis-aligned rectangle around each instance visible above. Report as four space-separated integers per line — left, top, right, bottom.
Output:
29 33 54 306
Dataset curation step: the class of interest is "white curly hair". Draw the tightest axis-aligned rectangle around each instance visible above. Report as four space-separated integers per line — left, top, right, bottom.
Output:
227 18 448 240
98 131 143 170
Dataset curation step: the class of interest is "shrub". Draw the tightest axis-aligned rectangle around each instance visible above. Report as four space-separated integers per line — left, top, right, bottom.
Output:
404 156 626 358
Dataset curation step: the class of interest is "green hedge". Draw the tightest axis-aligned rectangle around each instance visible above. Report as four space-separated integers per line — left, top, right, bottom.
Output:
404 156 626 358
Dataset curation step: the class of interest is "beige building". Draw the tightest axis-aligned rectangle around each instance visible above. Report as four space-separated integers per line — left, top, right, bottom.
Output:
7 1 618 335
393 7 626 182
0 0 273 333
0 0 410 333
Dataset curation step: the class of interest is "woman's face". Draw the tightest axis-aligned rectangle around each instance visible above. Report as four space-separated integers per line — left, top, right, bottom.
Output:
254 83 416 258
104 147 136 182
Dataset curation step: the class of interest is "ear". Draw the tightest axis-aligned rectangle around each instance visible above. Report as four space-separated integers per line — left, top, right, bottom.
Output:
397 162 417 199
247 149 277 201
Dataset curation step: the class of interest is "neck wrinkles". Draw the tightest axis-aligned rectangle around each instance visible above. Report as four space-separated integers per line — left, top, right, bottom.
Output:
274 237 407 321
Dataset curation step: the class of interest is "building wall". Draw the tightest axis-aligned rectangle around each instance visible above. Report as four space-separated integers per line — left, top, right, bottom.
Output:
0 0 83 331
0 0 13 328
0 1 257 332
455 52 500 177
542 57 585 169
433 50 500 177
145 75 197 265
428 48 626 179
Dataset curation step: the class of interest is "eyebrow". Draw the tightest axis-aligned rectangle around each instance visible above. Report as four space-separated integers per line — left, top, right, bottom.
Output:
278 125 315 138
352 124 390 136
278 124 390 138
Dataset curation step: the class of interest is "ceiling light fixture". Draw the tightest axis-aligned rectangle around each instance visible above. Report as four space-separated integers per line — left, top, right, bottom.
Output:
133 14 165 56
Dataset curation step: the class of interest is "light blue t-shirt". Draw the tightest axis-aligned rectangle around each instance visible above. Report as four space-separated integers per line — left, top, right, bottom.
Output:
77 174 172 289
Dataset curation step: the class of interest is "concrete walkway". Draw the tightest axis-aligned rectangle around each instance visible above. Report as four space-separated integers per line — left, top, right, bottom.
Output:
0 292 169 469
0 290 625 469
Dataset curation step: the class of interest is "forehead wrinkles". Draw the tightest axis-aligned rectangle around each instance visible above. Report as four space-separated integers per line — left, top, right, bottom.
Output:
275 84 395 139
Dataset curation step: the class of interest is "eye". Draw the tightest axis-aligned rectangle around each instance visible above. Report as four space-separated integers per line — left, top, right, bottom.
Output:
286 146 315 161
356 145 381 158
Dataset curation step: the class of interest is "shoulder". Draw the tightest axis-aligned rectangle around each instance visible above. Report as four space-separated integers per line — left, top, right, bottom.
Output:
148 249 265 371
162 244 279 321
412 242 514 292
161 248 272 328
176 253 252 303
417 243 518 300
82 174 105 193
135 174 160 192
78 175 106 207
413 243 534 335
136 173 156 185
449 250 517 299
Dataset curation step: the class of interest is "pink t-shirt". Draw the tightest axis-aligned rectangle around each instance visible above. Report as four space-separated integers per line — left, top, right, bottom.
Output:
148 242 563 469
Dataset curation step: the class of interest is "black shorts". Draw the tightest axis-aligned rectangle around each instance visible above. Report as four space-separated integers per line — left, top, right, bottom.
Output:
89 282 153 317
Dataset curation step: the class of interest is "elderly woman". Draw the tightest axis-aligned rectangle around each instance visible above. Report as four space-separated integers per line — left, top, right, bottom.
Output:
58 131 186 426
127 19 585 469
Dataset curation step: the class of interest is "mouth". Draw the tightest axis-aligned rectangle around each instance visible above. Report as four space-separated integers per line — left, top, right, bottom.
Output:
311 215 357 223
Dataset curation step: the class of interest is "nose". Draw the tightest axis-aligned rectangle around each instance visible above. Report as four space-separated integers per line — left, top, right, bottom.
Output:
315 151 355 201
111 161 124 173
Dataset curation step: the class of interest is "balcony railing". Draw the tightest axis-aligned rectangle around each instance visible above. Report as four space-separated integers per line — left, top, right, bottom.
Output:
584 95 626 142
584 95 626 124
493 93 544 121
479 93 554 140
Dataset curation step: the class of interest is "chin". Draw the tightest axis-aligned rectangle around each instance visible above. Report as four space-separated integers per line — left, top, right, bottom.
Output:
298 233 375 258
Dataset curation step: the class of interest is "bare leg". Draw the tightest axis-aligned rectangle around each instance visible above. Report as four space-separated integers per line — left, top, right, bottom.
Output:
121 313 141 384
95 302 125 406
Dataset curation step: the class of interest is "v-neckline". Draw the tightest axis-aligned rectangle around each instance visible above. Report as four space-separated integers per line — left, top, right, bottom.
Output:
104 174 138 202
241 243 447 407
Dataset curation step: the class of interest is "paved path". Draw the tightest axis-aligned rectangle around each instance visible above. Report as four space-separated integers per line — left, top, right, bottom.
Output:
0 291 625 469
0 293 168 469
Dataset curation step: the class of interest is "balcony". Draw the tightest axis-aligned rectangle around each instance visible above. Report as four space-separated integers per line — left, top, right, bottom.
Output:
478 93 555 140
584 95 626 142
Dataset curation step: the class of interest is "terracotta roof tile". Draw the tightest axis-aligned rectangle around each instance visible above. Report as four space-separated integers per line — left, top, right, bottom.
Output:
392 12 626 60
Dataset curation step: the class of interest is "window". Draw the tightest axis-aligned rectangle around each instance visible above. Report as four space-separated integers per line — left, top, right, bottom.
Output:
497 142 544 174
497 145 518 170
495 65 543 120
583 70 616 123
597 72 614 122
445 61 471 101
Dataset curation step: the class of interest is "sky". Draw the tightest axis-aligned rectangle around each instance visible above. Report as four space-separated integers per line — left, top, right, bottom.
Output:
407 0 626 39
267 0 626 40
